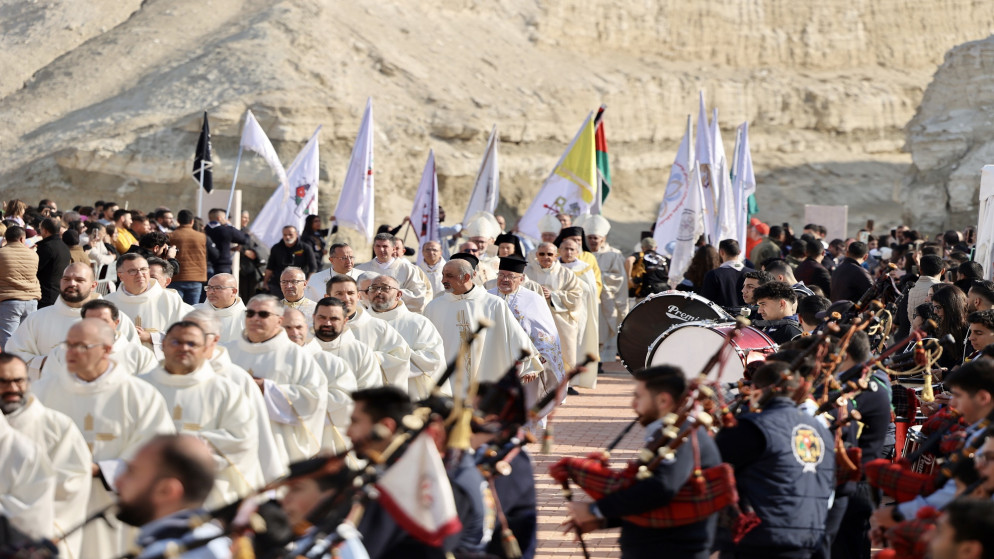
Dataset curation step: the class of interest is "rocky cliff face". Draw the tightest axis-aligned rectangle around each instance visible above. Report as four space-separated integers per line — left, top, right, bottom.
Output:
906 34 994 233
1 0 992 243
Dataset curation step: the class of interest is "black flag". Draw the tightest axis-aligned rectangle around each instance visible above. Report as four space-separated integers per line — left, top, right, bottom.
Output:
192 111 214 193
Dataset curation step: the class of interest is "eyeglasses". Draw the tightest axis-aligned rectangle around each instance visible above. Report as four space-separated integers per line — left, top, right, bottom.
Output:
496 273 521 281
280 280 306 285
123 267 150 276
334 255 355 261
61 341 105 352
205 285 235 291
365 286 396 294
166 339 204 349
0 378 27 387
245 310 278 319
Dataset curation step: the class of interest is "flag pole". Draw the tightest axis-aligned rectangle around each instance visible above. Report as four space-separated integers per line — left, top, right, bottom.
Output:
196 164 205 218
226 145 244 215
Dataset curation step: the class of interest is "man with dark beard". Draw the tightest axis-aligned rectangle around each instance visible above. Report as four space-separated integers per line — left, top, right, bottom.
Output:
115 434 231 558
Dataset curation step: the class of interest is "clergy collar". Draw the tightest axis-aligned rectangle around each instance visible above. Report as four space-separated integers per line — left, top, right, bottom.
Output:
4 393 37 422
372 302 405 319
244 329 286 346
209 300 241 311
152 362 214 386
374 257 395 269
283 297 308 307
71 360 116 385
56 295 87 311
121 281 161 299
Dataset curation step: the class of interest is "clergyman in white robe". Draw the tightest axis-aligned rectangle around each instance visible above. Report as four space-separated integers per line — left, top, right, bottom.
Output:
7 393 91 559
562 257 601 388
356 256 430 313
42 331 157 378
105 280 194 339
301 339 356 453
314 327 381 390
524 258 584 371
0 412 55 541
346 305 413 390
193 297 247 344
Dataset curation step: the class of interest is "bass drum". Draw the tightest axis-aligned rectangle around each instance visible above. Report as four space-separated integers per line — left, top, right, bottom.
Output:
617 291 730 373
646 322 778 384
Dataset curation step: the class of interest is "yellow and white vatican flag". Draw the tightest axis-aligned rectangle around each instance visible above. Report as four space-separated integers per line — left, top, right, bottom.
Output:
335 98 376 243
375 432 462 546
517 112 597 241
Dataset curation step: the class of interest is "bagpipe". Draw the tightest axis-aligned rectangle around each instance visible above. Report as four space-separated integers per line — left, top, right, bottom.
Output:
549 320 751 534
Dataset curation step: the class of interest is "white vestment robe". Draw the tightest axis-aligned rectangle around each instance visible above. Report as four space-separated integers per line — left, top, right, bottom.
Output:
302 339 356 452
474 255 499 286
0 413 55 541
304 267 361 302
314 329 381 390
141 363 263 508
224 331 327 462
6 295 139 378
209 346 288 481
488 286 565 411
42 331 157 378
424 287 543 400
563 259 601 388
594 244 629 363
105 280 195 333
347 306 412 390
418 260 445 300
32 361 175 559
7 395 91 559
283 296 317 320
370 302 448 400
193 298 247 344
524 261 584 371
356 257 430 313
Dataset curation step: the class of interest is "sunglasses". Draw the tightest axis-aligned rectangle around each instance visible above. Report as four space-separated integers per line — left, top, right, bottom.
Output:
245 310 277 319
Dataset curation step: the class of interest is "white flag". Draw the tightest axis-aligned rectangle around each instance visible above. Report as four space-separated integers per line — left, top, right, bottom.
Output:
375 432 462 546
410 150 440 264
240 110 288 199
696 91 716 241
517 113 597 241
711 108 737 244
653 116 695 253
732 122 757 248
250 126 321 249
669 161 706 285
462 125 500 225
335 98 375 242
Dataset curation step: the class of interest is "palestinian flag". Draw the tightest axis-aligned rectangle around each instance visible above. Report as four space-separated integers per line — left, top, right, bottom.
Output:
594 105 611 204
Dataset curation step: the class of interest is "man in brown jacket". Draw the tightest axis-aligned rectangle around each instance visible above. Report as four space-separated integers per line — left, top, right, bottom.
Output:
0 226 41 350
168 210 207 305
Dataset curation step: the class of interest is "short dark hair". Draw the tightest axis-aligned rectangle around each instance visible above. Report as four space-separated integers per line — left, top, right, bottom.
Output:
959 261 984 280
139 231 169 250
943 498 994 557
0 353 27 369
4 225 25 243
113 208 130 222
39 217 59 235
326 274 357 294
329 243 351 255
768 225 783 239
373 232 396 244
61 229 80 246
315 296 348 315
753 281 797 305
846 241 868 259
798 295 831 326
147 257 174 278
919 254 944 277
81 299 120 322
151 435 216 505
945 359 994 397
177 210 194 225
131 213 149 224
971 280 994 306
845 330 871 363
116 252 146 268
762 259 792 279
752 360 801 393
718 239 740 257
633 365 687 401
744 270 775 285
968 310 994 331
804 239 824 259
352 386 412 427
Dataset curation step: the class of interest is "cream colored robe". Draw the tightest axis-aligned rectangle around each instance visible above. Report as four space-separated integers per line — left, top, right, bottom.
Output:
141 363 263 508
224 330 327 462
418 260 445 300
524 260 584 370
302 339 356 453
5 397 78 554
42 331 157 378
193 298 247 344
357 257 431 312
347 305 413 390
370 302 448 399
594 244 629 363
562 259 601 388
0 413 55 540
6 295 140 379
304 267 361 302
314 328 382 390
32 361 175 559
423 286 543 399
105 280 195 333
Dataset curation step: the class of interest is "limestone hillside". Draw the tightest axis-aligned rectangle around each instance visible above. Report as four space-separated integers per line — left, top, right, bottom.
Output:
2 0 993 243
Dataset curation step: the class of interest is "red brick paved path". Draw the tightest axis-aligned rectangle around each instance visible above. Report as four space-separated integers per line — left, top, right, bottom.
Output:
531 361 639 559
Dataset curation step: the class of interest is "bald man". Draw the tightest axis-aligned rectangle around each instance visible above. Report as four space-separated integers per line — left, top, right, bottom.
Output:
281 266 317 318
32 319 174 558
418 240 445 298
193 273 246 344
424 259 543 391
116 435 231 558
6 262 140 377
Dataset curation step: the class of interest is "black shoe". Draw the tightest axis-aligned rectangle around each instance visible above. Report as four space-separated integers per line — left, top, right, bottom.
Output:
567 387 580 396
598 363 604 375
